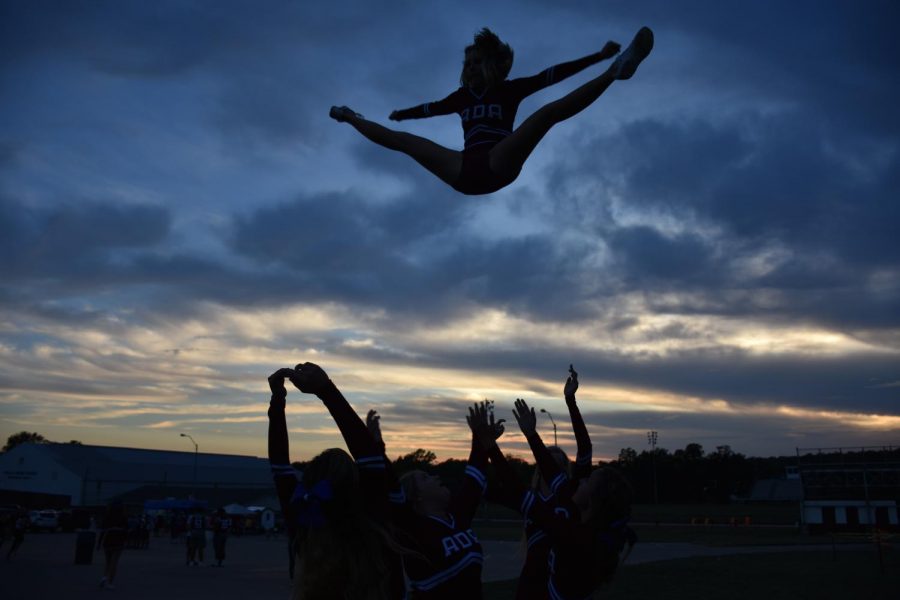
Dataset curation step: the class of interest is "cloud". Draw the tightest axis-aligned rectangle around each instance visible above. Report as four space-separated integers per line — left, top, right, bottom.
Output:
0 197 171 279
1 1 898 460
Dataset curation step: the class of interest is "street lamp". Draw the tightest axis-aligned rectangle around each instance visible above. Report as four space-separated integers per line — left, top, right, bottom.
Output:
180 433 198 489
540 409 558 446
647 430 658 504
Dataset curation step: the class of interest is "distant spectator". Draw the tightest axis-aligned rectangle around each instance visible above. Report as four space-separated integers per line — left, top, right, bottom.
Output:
97 500 128 589
154 514 165 537
185 509 206 566
211 508 231 567
5 513 27 560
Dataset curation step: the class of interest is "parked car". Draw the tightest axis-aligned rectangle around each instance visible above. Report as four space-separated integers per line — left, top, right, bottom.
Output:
31 509 60 532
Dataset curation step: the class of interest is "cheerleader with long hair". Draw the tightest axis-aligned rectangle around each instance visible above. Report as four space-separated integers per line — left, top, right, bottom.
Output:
267 367 402 599
288 362 496 598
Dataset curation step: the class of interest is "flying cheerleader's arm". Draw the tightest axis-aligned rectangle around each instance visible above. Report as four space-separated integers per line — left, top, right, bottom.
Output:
389 89 465 121
512 41 622 97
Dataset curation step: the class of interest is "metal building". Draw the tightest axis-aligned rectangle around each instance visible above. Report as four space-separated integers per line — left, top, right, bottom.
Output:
0 442 277 509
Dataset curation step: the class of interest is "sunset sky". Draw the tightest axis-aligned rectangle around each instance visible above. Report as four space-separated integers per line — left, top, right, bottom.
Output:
1 0 898 463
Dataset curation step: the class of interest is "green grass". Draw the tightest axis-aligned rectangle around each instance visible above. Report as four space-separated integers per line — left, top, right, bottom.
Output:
483 547 899 600
473 518 878 547
478 502 802 526
630 502 799 525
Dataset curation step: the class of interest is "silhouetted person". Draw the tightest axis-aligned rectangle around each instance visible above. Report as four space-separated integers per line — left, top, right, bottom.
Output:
284 362 494 598
211 508 231 567
515 365 594 599
5 512 27 560
268 366 402 599
472 398 635 598
97 500 128 589
330 26 653 195
185 509 206 566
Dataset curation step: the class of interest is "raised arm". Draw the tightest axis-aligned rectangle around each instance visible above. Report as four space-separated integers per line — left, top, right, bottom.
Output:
564 365 593 479
366 409 410 510
511 41 620 98
388 89 465 121
268 368 301 515
290 362 381 461
471 408 581 542
513 398 569 496
448 401 499 526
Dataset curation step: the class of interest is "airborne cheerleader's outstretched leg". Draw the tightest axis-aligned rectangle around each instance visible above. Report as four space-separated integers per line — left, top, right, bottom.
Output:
330 106 462 188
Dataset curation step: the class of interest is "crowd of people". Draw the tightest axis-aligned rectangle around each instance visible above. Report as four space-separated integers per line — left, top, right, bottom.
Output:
268 362 636 599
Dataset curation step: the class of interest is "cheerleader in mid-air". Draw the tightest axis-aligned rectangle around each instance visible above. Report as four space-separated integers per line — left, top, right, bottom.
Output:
330 26 653 195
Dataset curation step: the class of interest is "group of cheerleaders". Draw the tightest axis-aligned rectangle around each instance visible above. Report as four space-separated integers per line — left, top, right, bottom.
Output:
269 24 652 598
268 362 635 599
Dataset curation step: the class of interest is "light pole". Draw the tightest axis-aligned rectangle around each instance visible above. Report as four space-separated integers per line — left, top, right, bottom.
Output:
540 409 558 446
647 430 658 504
180 433 198 490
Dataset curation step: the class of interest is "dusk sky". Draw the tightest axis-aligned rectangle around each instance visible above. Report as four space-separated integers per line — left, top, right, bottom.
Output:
1 1 898 463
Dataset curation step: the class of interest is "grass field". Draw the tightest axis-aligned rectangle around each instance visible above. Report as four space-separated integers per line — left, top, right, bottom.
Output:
482 547 899 600
473 518 880 547
630 502 799 525
474 503 897 599
478 502 802 526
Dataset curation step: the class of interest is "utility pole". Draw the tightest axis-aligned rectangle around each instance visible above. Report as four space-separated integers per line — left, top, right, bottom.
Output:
540 409 558 446
648 430 658 504
180 433 199 492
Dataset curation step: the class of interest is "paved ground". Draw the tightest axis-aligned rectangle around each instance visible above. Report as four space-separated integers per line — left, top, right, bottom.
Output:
1 531 872 599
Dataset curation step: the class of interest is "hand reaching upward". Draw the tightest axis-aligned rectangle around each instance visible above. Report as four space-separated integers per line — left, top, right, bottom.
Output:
564 364 579 399
268 368 297 397
467 400 505 450
366 409 384 447
512 398 538 439
290 362 332 395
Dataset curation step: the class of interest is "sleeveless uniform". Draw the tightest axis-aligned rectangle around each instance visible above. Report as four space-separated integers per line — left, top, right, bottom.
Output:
391 53 607 195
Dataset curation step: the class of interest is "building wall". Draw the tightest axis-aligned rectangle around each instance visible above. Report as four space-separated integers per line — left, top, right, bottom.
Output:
2 443 275 508
803 500 898 527
0 445 83 504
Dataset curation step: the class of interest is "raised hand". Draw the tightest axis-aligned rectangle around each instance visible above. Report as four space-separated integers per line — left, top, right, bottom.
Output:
290 362 332 395
487 401 506 442
564 364 579 399
268 368 297 397
512 398 537 438
366 409 384 446
467 400 505 449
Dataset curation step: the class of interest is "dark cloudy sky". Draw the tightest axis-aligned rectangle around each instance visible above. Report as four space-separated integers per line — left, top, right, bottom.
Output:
1 0 897 462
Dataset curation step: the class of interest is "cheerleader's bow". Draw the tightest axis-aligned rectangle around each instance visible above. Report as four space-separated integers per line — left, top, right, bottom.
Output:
291 480 334 527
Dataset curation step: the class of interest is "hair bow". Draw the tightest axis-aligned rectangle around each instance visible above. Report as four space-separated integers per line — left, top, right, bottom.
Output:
291 479 334 528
